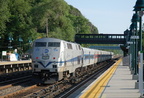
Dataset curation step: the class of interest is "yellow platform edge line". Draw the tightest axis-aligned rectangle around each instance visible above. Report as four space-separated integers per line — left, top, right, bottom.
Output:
80 58 122 98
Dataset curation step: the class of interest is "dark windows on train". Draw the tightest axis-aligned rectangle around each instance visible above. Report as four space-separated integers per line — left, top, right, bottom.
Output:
76 45 78 50
67 43 72 49
48 42 60 47
78 45 81 50
35 42 47 47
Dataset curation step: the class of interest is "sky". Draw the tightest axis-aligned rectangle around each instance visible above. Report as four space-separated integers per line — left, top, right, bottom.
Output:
64 0 137 34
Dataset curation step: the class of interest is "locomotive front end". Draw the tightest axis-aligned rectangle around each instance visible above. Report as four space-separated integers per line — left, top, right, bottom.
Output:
32 38 62 84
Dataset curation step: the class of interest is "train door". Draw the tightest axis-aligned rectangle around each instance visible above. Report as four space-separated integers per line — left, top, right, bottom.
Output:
81 48 84 66
94 51 97 64
63 42 67 66
89 52 90 63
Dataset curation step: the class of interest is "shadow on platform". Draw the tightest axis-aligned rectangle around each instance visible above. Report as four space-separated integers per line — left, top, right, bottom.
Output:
122 56 130 66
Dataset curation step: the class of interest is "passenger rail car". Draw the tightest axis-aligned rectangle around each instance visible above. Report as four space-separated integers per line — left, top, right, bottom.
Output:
32 38 113 84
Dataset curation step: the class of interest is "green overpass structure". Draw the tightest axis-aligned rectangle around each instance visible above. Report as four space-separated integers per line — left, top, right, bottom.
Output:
89 46 121 50
75 34 126 44
75 33 129 56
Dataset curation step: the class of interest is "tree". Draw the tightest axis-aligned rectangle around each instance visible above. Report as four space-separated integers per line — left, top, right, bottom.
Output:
0 0 10 35
2 0 37 51
0 0 99 52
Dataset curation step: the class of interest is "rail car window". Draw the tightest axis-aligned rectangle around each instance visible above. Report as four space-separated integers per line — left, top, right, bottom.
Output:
78 45 81 50
67 43 72 49
48 42 60 47
35 42 47 47
76 45 78 50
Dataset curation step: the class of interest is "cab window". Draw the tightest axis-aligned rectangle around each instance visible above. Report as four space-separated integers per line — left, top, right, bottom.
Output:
48 42 60 47
35 42 47 47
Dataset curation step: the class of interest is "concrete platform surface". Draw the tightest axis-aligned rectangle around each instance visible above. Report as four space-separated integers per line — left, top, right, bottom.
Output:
100 60 140 98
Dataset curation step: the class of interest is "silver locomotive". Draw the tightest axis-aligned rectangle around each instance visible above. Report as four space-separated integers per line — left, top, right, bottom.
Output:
32 38 113 84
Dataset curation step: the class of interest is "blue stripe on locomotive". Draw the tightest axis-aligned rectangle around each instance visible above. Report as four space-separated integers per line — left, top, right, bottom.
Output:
38 55 83 68
37 54 109 68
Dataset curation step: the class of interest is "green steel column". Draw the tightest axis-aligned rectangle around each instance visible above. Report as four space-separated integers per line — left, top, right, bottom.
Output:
139 16 142 52
135 30 138 75
135 15 138 75
131 13 139 75
130 43 133 70
132 38 135 72
129 29 134 71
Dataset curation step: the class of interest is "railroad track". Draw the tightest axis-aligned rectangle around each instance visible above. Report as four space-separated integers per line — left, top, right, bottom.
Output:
0 75 34 98
3 85 43 98
0 59 117 98
0 75 32 86
25 59 116 98
0 70 32 82
57 61 115 98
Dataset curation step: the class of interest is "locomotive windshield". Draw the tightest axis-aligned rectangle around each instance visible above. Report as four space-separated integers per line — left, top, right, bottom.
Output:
35 42 47 47
48 42 60 47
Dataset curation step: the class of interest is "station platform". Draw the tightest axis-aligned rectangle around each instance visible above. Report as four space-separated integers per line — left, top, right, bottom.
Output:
79 57 140 98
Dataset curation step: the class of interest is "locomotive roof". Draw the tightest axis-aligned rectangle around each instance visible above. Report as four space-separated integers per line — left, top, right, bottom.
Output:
34 38 113 54
34 37 78 44
35 38 62 41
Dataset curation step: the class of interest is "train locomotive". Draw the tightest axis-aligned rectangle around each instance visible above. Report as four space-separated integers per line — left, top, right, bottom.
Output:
32 38 113 84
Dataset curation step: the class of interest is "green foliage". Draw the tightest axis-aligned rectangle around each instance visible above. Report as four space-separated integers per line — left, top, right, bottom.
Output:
0 0 99 53
0 0 10 35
